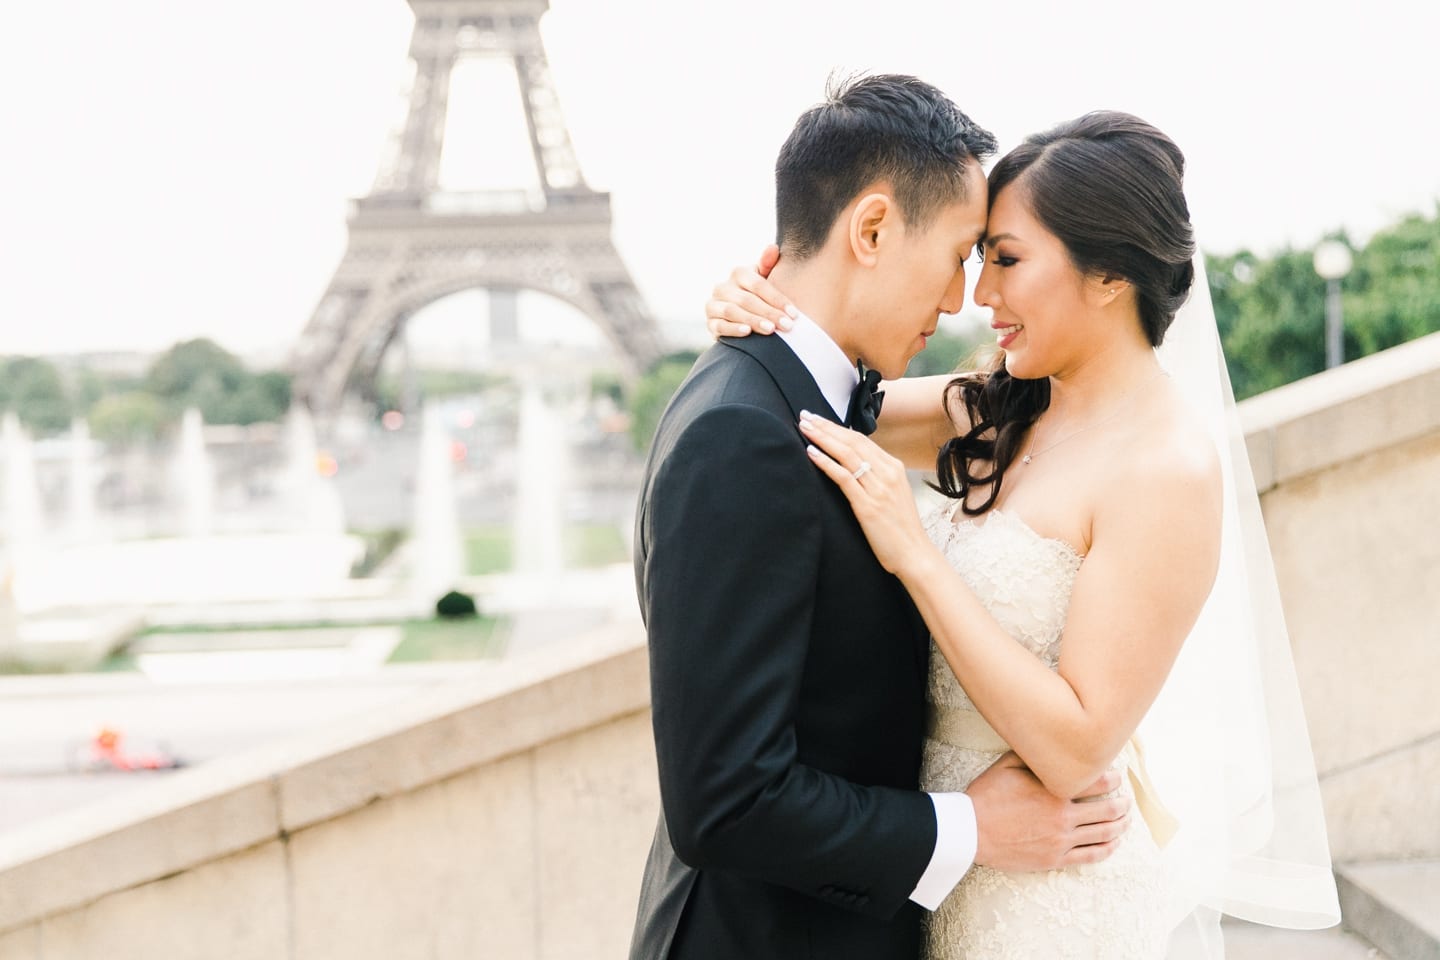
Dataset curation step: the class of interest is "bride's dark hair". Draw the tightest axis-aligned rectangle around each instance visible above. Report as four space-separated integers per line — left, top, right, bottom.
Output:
936 111 1197 515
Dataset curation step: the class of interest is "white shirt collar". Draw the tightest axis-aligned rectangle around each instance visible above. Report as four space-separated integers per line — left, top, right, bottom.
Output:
776 311 858 420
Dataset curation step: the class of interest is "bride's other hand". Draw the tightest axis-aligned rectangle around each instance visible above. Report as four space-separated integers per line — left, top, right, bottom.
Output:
705 244 795 339
798 413 927 576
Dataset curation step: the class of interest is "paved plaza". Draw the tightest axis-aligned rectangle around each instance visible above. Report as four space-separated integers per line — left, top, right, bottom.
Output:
0 655 488 830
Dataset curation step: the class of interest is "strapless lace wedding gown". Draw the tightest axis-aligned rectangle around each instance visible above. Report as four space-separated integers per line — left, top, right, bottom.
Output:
921 506 1168 960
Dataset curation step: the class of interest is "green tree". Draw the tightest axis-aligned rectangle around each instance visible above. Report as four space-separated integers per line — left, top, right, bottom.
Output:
146 339 246 400
590 370 626 406
1208 206 1440 400
252 370 294 416
629 351 700 453
215 375 291 425
143 338 289 425
70 368 146 428
1344 211 1440 356
89 392 167 444
904 327 991 378
0 356 71 435
1208 246 1332 399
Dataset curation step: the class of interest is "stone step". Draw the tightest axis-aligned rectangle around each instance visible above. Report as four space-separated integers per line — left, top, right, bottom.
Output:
1222 916 1388 958
1337 860 1440 960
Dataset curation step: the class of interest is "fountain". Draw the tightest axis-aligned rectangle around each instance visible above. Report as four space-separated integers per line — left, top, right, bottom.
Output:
409 405 466 603
2 413 43 554
0 414 132 669
67 418 99 544
474 374 638 651
282 405 346 537
512 381 567 577
0 414 39 660
174 408 213 539
9 405 364 615
0 569 18 662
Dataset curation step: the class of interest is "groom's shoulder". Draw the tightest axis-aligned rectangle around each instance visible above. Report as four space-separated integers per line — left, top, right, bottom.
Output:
662 341 789 425
649 345 796 468
688 337 784 395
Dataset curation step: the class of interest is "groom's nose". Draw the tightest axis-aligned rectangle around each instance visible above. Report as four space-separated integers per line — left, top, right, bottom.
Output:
940 267 968 314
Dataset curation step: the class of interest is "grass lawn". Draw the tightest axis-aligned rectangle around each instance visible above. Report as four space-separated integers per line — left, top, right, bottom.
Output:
388 616 507 662
85 617 510 672
466 527 513 574
567 523 629 567
465 523 627 574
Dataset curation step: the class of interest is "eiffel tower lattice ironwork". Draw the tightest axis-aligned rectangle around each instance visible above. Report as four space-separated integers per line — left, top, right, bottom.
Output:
290 0 665 420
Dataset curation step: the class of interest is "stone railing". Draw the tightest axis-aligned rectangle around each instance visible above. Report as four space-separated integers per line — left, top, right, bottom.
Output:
0 623 660 960
1240 329 1440 863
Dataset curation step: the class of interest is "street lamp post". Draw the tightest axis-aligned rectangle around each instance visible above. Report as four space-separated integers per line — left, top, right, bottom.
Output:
1313 241 1353 369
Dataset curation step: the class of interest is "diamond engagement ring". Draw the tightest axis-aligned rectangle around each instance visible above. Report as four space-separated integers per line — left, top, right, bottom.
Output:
851 461 872 481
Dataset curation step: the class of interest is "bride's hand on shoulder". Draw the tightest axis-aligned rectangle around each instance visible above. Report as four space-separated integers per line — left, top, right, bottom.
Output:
798 413 932 577
705 244 796 339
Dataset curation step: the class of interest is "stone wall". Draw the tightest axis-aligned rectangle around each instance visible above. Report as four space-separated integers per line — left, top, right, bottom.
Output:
1242 330 1440 863
0 626 661 960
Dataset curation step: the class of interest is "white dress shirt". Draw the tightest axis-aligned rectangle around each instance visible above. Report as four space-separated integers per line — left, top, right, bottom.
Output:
776 312 978 910
776 311 859 419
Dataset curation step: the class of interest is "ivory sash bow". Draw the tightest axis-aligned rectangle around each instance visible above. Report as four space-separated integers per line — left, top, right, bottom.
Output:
925 710 1179 848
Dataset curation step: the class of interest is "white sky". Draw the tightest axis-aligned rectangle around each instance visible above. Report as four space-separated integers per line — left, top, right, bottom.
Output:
1 0 1437 361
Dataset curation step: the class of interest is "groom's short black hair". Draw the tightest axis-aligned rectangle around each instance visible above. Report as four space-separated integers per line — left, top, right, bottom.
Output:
775 73 997 260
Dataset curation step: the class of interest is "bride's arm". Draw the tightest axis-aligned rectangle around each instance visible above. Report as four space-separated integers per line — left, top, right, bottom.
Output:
707 249 965 469
870 375 966 470
799 413 1222 799
911 453 1221 799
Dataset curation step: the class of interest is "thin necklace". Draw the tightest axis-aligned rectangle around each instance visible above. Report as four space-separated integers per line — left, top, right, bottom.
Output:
1021 369 1169 465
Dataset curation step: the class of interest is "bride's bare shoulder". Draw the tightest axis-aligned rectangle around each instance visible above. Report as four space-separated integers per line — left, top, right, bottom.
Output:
1111 385 1223 513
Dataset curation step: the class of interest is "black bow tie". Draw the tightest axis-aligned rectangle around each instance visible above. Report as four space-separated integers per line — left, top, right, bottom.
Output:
846 361 885 435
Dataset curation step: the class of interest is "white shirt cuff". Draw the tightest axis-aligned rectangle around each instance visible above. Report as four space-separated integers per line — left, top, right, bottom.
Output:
908 792 977 910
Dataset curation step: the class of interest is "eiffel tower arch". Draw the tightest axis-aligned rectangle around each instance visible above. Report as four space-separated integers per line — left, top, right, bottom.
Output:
290 0 665 421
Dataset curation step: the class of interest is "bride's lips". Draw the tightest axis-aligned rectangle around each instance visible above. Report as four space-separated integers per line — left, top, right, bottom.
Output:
992 321 1024 350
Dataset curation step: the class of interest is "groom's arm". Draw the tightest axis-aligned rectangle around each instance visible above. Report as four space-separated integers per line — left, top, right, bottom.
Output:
643 403 936 920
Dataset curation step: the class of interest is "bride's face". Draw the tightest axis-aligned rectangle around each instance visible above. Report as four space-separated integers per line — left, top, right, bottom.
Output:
973 184 1109 380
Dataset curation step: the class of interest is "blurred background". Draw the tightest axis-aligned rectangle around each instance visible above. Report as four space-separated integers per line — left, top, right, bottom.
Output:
0 1 1436 957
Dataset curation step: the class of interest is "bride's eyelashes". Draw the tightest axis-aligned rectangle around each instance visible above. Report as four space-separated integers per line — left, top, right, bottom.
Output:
974 248 1018 268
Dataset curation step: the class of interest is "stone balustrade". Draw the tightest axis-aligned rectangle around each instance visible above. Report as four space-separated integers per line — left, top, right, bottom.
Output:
0 623 659 959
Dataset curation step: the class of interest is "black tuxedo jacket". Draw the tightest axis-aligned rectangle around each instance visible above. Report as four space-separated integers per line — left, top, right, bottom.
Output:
629 334 936 959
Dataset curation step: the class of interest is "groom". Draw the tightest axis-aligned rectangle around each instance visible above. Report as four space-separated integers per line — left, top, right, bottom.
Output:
630 75 1130 960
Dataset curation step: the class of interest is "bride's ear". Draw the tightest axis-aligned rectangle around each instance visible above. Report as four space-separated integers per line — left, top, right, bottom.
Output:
1088 272 1130 305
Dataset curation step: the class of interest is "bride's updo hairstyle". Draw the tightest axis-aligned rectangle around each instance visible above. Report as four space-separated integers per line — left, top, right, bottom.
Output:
936 111 1197 515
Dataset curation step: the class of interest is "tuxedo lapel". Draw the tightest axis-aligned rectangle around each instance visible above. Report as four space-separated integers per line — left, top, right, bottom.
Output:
719 334 930 676
719 335 846 429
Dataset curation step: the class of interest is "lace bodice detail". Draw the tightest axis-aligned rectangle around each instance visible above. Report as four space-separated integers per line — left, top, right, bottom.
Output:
918 503 1167 960
921 505 1082 715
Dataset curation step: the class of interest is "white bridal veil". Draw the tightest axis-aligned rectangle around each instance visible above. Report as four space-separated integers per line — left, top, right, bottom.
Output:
1143 256 1342 957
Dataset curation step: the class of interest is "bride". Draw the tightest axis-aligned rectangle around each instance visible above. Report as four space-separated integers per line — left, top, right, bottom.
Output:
706 111 1340 958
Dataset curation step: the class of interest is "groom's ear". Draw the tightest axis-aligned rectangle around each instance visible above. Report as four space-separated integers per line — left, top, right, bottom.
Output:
847 190 895 268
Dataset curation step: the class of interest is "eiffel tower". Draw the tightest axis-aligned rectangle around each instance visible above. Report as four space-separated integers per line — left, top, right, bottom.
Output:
289 0 665 422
